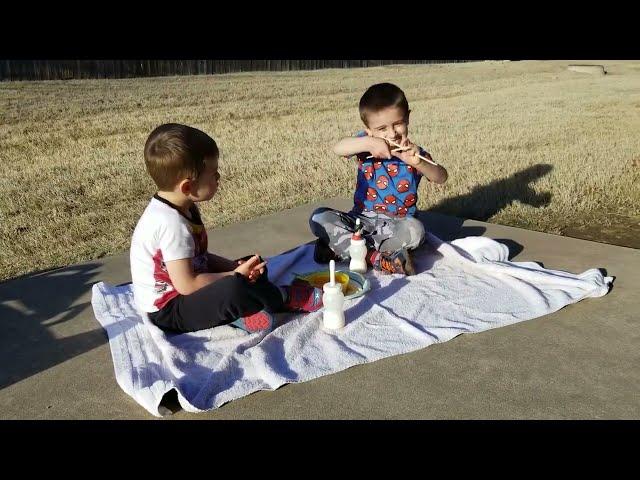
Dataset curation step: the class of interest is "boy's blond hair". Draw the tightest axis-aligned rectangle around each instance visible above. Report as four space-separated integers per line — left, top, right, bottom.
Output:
144 123 219 190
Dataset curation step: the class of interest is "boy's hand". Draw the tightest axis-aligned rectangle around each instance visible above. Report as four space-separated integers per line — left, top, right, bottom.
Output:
394 136 422 167
235 255 266 283
366 136 392 159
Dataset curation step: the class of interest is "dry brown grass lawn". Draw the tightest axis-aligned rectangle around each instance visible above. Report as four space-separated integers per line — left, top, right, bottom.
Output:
1 60 639 281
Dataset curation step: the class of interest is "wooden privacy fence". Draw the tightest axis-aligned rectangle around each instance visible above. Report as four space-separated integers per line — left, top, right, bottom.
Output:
0 59 472 81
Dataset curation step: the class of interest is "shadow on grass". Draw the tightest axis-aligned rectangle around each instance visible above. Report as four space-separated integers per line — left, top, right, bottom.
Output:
416 164 553 249
428 163 553 222
414 164 552 260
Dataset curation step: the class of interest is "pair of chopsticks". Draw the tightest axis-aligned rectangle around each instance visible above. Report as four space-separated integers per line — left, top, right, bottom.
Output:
366 137 439 166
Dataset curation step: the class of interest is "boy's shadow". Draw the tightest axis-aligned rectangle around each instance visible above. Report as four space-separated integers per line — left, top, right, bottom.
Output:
422 163 553 222
428 163 553 222
415 164 553 260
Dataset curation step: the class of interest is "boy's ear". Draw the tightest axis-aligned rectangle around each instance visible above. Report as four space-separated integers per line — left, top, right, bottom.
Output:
406 109 411 124
178 178 192 196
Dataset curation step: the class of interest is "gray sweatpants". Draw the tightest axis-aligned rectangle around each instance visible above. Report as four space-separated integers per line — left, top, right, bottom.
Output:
309 207 426 261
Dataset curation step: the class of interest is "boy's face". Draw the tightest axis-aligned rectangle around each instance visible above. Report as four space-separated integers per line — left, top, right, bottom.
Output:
189 155 220 202
364 106 410 143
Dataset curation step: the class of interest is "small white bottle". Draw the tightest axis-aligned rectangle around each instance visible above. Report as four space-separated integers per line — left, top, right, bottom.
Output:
322 260 346 330
349 219 368 274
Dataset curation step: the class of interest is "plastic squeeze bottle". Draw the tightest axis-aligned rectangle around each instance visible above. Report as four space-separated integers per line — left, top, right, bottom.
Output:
322 260 346 330
349 218 367 274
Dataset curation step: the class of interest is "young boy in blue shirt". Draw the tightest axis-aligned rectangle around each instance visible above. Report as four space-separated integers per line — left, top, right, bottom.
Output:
310 83 448 275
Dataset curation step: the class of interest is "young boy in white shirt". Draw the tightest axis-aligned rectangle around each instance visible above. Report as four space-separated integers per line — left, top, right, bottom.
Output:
130 123 323 333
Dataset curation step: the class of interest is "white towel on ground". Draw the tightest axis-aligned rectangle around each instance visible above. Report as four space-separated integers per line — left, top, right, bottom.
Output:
91 231 612 417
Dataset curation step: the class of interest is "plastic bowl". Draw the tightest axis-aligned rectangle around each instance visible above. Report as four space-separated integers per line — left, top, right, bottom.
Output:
297 271 350 293
293 270 370 299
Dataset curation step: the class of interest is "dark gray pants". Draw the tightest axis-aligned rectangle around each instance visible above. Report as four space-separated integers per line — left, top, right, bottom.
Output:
148 270 284 333
309 207 425 260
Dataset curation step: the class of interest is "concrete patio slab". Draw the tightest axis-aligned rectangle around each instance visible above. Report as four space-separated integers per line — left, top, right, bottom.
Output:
1 197 638 419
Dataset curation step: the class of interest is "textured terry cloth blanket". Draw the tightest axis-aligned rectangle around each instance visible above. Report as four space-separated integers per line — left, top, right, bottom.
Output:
91 231 612 417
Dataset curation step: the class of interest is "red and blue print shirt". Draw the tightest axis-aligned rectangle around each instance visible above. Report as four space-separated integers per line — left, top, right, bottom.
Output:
351 131 427 217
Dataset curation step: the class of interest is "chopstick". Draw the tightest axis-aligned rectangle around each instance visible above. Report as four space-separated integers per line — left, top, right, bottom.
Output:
365 137 439 166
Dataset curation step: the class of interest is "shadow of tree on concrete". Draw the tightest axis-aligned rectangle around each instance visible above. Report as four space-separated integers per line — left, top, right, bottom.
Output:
0 262 108 390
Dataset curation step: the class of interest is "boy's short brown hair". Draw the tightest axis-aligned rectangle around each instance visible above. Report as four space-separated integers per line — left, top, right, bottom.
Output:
144 123 219 190
359 83 410 125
